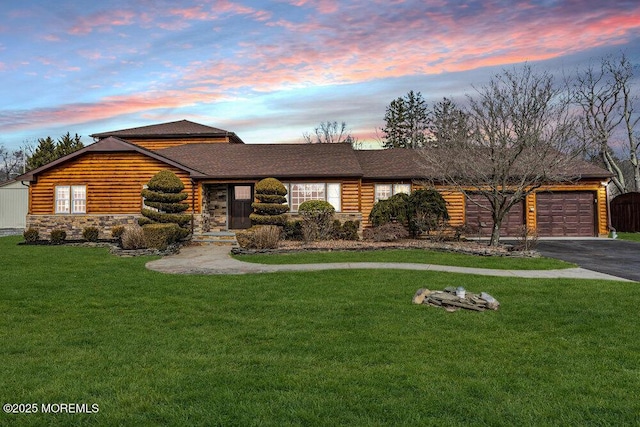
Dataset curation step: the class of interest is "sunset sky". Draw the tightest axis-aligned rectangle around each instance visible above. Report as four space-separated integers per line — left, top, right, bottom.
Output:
1 0 640 150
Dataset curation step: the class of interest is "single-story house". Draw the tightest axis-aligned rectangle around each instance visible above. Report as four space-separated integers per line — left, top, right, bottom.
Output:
16 120 612 239
0 179 28 229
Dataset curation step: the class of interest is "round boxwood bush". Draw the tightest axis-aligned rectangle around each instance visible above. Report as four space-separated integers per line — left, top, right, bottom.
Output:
407 189 449 235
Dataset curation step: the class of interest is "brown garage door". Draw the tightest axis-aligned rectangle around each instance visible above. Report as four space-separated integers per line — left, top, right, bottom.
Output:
465 194 525 237
536 192 595 237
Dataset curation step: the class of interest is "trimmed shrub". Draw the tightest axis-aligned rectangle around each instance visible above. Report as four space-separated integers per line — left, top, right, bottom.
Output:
251 177 289 226
282 220 303 241
369 193 410 227
121 226 147 249
250 202 289 216
50 229 67 245
141 189 188 203
140 170 192 235
333 220 360 240
298 200 335 241
147 170 185 193
111 225 126 240
249 213 288 226
23 228 39 243
407 189 449 236
143 223 182 250
82 226 99 242
363 223 410 242
255 178 287 195
140 208 191 227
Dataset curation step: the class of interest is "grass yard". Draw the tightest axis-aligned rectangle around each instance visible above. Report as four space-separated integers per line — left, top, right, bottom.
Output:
615 232 640 242
1 236 638 426
235 248 574 270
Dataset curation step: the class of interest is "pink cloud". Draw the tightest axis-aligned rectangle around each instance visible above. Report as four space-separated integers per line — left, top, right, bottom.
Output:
68 9 135 35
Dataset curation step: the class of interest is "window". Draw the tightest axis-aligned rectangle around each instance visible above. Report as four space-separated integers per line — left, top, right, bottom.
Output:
375 183 411 203
55 185 86 214
286 183 341 212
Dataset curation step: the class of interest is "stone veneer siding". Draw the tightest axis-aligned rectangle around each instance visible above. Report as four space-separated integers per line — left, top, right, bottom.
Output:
26 214 143 240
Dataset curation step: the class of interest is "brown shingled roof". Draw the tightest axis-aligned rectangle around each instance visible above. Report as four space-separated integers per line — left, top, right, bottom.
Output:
354 149 433 180
90 119 244 143
157 143 363 179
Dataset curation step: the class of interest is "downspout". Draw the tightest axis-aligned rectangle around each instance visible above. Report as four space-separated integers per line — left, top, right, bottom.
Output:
604 180 617 239
21 180 30 217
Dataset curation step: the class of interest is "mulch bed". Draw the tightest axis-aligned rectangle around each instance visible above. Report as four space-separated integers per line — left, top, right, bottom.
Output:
232 239 538 257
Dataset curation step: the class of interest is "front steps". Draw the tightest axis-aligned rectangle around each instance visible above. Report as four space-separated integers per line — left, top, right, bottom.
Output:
191 231 238 246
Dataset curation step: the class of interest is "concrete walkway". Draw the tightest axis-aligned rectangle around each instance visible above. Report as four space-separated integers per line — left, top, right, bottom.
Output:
146 245 632 281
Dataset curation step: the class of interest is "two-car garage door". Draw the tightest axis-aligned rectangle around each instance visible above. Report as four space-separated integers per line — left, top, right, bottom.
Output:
465 191 596 237
536 192 595 237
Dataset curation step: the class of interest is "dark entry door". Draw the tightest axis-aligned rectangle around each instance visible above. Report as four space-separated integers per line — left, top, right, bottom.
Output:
230 185 253 229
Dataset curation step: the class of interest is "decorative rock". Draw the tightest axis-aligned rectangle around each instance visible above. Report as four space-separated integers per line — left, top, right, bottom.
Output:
414 288 500 312
412 288 431 304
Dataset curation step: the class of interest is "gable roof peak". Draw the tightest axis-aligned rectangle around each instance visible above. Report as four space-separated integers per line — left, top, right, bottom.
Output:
90 119 245 143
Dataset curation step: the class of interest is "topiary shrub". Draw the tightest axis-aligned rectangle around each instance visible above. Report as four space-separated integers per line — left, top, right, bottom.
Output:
140 170 192 237
82 226 99 242
23 228 39 243
298 200 335 241
121 226 147 249
111 225 126 241
50 229 67 245
250 178 289 226
407 189 449 236
369 193 410 227
142 223 182 250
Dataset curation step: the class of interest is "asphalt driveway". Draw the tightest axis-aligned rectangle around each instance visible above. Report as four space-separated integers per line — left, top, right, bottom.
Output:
536 239 640 282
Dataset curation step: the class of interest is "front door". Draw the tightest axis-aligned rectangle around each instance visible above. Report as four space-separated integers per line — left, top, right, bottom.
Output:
230 185 253 229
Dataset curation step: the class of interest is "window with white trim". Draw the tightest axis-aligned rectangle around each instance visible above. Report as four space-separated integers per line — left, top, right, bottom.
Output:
55 185 86 214
375 183 411 203
286 183 341 212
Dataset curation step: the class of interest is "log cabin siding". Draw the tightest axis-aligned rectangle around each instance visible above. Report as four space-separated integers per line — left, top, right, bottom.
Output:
29 152 199 215
126 136 231 151
341 180 360 212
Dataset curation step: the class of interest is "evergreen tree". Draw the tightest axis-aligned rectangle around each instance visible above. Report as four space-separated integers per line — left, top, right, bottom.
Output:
55 133 84 158
25 133 85 171
26 136 57 170
429 98 472 148
382 90 428 149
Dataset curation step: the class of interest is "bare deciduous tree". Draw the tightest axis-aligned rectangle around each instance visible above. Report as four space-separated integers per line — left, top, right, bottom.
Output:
303 121 358 146
0 144 26 182
574 53 640 194
420 65 580 246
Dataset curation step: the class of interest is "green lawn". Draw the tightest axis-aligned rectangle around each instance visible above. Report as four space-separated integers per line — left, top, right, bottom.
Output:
615 232 640 242
235 248 574 270
1 236 638 426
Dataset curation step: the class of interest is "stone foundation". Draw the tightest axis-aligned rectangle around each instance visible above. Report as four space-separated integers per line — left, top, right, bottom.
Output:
26 214 142 240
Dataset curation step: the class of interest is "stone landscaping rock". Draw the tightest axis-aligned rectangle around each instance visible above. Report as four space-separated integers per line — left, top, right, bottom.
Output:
413 287 500 312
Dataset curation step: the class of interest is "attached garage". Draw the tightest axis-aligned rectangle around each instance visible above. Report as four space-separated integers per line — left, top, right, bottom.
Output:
536 192 596 237
465 194 525 237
